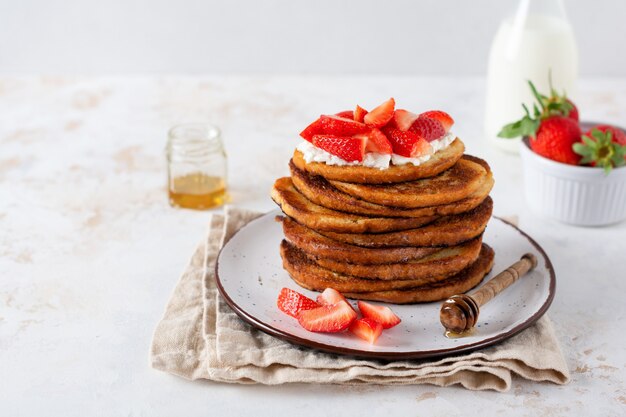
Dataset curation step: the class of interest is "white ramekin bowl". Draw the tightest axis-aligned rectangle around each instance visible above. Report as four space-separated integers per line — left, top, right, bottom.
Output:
520 136 626 226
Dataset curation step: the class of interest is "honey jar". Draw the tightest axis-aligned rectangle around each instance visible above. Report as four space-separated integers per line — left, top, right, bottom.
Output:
166 123 229 210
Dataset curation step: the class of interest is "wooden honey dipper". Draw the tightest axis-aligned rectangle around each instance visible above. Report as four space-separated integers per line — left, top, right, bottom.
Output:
439 253 538 336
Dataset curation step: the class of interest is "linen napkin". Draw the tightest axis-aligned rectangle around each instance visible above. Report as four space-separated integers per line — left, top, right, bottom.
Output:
150 206 570 392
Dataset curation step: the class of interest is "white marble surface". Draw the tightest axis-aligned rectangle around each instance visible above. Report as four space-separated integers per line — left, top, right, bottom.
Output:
1 76 625 416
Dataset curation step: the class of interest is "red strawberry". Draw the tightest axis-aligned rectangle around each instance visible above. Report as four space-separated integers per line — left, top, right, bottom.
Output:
499 80 579 140
354 105 368 123
420 110 454 132
530 116 582 165
300 118 323 142
410 117 446 141
297 300 357 332
573 125 626 173
319 115 370 136
335 110 354 119
357 128 392 154
316 288 357 313
312 134 366 162
316 288 349 306
383 127 431 158
277 288 319 318
349 318 383 344
392 109 419 131
364 98 395 128
357 300 401 329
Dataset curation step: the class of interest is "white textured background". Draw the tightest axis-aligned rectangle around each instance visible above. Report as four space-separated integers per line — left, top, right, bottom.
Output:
0 0 624 76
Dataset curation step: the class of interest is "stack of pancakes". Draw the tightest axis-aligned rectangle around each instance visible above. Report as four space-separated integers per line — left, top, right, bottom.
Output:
271 138 495 304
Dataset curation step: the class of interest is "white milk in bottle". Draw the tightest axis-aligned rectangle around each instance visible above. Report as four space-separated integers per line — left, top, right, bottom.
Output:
484 0 578 153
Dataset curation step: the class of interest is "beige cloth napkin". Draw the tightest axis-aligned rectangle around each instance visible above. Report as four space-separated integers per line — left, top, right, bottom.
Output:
150 206 570 392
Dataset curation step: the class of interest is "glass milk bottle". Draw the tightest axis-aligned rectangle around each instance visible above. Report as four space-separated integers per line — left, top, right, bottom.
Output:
484 0 578 153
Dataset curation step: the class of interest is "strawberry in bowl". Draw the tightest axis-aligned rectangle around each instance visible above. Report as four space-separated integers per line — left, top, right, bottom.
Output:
498 78 626 226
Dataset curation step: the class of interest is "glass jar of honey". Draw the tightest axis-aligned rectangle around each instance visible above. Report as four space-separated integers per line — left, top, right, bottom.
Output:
166 123 229 210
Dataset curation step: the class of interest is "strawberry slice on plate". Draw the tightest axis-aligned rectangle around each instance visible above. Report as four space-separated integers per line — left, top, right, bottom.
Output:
349 318 383 344
383 128 431 158
357 300 401 329
316 288 357 312
364 98 395 128
335 110 354 119
419 110 454 132
319 115 370 136
392 109 420 131
356 128 392 154
300 118 323 142
312 134 366 162
354 105 368 123
298 300 357 332
410 117 446 141
277 288 319 318
316 287 349 306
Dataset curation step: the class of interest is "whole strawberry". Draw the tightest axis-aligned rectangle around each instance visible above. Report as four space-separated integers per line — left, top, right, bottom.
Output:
573 125 626 173
531 116 582 165
498 78 582 164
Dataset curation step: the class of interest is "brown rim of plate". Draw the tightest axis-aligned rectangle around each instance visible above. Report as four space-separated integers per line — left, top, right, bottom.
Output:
214 215 556 361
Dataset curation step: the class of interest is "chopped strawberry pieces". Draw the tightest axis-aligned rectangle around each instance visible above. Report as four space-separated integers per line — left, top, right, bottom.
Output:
299 118 324 142
297 300 357 332
420 110 454 132
364 98 395 128
354 105 368 123
383 127 431 158
335 110 354 119
317 288 349 306
357 301 401 329
358 128 392 154
312 134 366 162
319 115 370 136
349 318 383 344
410 117 446 141
277 288 319 318
392 109 420 131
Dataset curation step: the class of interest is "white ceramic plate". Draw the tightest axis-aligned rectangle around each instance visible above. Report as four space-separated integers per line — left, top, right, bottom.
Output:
216 211 555 360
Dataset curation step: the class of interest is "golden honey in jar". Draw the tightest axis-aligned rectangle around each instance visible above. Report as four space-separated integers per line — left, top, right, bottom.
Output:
166 123 229 210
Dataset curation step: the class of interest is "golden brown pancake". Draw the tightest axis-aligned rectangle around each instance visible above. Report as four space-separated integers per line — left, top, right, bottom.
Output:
313 236 482 280
319 196 493 247
328 158 486 208
271 177 439 233
281 241 494 303
343 245 495 303
292 138 465 184
281 216 442 264
290 158 494 217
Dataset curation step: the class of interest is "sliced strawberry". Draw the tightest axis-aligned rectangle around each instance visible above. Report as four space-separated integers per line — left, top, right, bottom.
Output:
335 110 354 119
316 288 349 306
349 318 383 344
297 300 357 332
312 134 366 162
319 115 370 136
354 105 368 123
364 98 395 128
392 109 420 131
357 300 401 329
277 288 319 318
383 127 431 158
410 117 446 141
300 118 324 142
419 110 454 132
357 128 392 154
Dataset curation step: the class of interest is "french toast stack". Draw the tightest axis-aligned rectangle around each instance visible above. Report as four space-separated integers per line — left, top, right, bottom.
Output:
272 116 496 304
271 137 495 304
